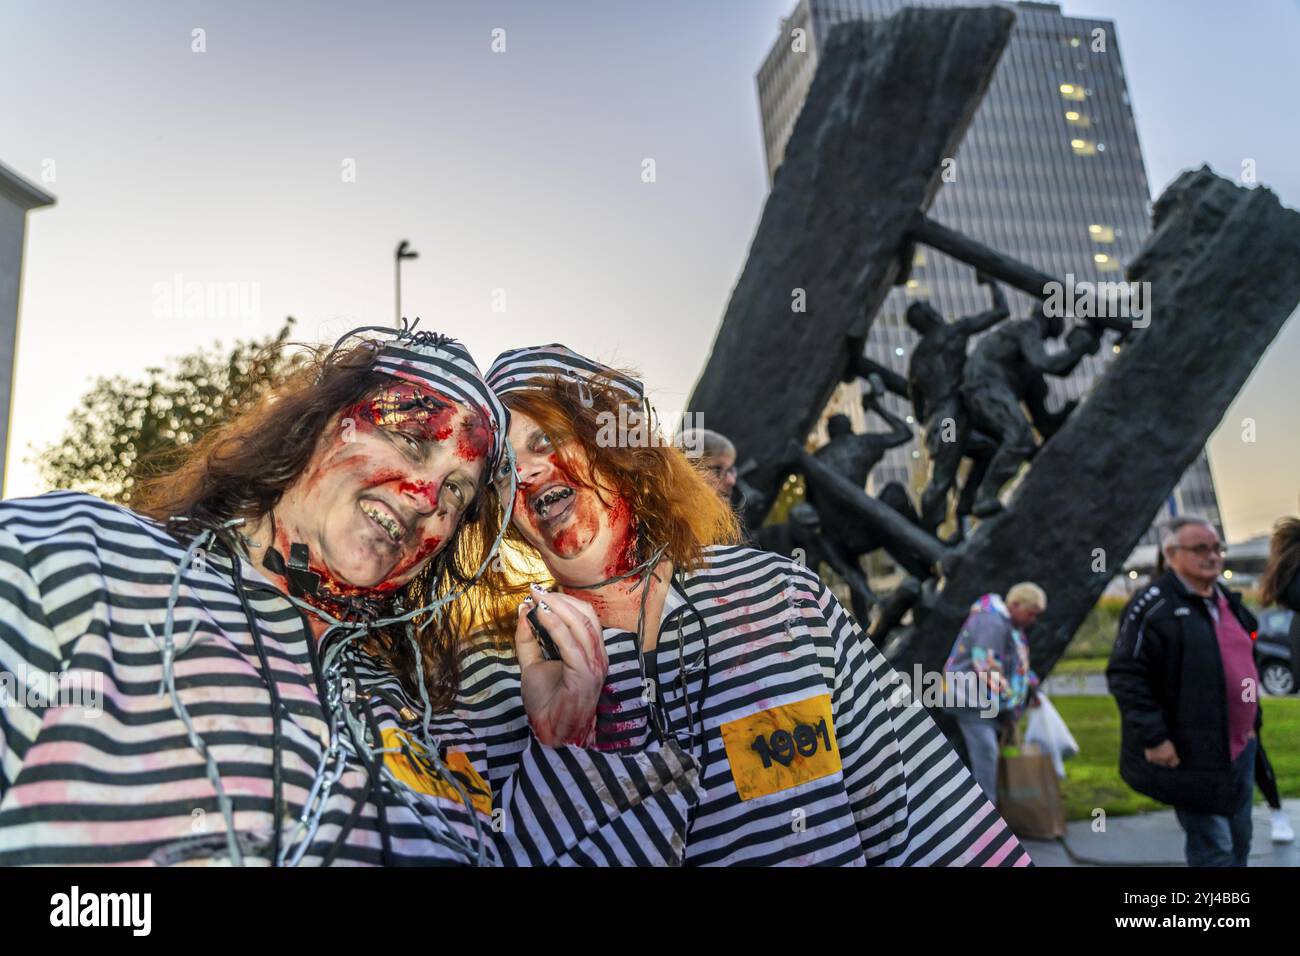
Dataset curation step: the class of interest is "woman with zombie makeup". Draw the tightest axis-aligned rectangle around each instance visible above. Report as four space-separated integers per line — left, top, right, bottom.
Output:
457 343 1032 866
0 324 698 866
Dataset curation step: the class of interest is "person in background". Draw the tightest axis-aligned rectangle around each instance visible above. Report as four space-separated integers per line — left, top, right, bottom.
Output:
1155 533 1292 844
682 426 761 544
942 582 1045 804
681 427 737 502
1108 516 1260 867
1258 515 1300 843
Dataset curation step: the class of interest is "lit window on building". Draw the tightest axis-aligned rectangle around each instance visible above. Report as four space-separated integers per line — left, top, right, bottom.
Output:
754 0 1222 547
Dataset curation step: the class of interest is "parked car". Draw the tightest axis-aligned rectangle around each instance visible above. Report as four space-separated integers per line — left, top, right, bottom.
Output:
1255 608 1296 696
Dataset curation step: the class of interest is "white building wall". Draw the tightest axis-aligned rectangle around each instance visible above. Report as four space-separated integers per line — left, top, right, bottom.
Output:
0 162 56 494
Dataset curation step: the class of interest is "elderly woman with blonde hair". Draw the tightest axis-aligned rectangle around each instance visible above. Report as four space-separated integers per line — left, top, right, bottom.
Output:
942 582 1046 804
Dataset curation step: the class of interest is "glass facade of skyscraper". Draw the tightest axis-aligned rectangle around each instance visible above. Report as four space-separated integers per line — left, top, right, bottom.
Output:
756 0 1222 546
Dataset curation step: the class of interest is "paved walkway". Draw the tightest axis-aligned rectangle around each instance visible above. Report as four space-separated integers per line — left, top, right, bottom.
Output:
1020 671 1298 864
1019 798 1300 866
1044 670 1295 699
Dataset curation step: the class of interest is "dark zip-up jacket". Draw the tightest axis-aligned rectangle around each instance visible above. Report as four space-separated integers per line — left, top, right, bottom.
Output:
1106 570 1261 816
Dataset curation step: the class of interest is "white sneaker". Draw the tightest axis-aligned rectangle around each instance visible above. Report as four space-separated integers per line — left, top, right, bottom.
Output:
1270 809 1295 843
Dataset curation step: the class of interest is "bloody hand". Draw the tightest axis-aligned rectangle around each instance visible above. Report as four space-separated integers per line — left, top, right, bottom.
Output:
515 586 609 747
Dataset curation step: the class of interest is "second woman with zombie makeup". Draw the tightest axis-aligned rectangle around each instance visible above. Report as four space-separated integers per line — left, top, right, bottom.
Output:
0 326 698 866
458 344 1033 866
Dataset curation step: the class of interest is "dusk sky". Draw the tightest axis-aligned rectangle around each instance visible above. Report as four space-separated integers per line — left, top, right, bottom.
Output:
2 0 1296 540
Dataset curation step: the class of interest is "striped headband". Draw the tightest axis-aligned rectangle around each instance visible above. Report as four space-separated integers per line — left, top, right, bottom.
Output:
330 319 510 480
485 343 644 406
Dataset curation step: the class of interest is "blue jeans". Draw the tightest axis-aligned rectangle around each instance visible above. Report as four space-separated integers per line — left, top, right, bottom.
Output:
1175 737 1257 867
954 711 1000 804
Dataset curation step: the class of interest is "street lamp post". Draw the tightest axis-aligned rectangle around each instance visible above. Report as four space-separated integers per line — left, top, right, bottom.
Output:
395 240 419 327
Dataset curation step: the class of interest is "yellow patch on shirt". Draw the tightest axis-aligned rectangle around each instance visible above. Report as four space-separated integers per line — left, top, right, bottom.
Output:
380 727 492 815
720 694 841 801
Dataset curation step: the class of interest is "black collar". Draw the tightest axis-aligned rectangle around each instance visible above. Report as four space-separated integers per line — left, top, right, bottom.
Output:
1160 569 1221 604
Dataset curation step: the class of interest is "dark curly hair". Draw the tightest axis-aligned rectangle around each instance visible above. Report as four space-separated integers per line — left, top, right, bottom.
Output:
133 338 499 711
1260 517 1300 609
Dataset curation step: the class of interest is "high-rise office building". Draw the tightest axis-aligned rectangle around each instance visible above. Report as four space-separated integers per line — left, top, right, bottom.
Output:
757 0 1222 546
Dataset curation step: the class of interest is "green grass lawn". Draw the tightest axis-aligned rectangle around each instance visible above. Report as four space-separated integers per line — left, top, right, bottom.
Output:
1049 656 1110 675
1033 695 1300 821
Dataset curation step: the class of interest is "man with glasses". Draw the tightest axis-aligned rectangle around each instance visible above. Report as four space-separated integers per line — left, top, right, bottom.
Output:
681 428 738 501
1108 516 1262 866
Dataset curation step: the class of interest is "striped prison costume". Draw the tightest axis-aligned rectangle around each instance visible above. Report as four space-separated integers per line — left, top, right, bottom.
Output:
459 545 1033 866
0 492 699 865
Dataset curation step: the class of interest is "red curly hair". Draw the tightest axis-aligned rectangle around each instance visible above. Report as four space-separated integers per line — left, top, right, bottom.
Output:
465 371 741 644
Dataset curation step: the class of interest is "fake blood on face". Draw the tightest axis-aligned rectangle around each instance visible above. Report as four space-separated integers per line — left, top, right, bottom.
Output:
342 467 448 591
515 451 585 555
456 408 491 463
269 381 492 615
398 479 438 510
514 445 639 584
548 494 599 558
268 515 443 608
346 382 457 444
360 531 444 591
342 381 490 462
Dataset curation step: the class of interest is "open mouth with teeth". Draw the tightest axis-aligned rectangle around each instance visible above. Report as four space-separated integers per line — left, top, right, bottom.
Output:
530 484 576 524
359 499 408 546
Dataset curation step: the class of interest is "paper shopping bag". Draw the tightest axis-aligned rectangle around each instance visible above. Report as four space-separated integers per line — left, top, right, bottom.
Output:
997 743 1067 840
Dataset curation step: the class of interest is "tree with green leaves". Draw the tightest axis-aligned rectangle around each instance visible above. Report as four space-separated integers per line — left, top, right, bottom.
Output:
35 318 306 505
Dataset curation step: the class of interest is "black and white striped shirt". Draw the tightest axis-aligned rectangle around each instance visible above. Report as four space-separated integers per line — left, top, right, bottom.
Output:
458 545 1032 866
0 492 699 865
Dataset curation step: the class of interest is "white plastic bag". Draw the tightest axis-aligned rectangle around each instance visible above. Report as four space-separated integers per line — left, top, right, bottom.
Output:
1023 691 1078 778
